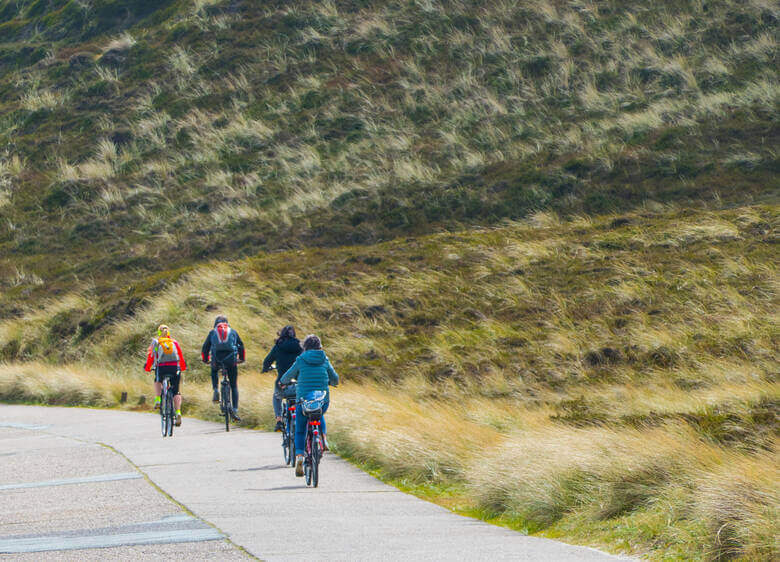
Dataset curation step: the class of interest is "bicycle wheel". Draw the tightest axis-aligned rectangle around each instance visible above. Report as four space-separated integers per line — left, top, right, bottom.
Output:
282 416 292 465
221 383 230 432
166 390 174 437
160 382 168 438
304 428 312 485
312 434 321 488
290 411 297 469
160 398 167 437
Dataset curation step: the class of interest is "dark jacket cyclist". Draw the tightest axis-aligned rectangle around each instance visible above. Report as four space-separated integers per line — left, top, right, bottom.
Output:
201 315 246 420
280 334 339 477
262 325 303 431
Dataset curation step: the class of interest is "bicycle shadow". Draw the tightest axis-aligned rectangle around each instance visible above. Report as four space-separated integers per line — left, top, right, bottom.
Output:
228 465 288 472
247 485 307 491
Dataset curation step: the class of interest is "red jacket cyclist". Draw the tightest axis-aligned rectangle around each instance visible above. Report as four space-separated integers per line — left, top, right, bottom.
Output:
144 324 187 426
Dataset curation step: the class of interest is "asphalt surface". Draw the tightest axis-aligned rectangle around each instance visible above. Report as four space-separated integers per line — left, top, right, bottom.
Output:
0 406 630 561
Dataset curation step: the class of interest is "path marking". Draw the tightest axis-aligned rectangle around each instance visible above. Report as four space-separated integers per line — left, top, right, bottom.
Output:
0 472 141 491
0 422 49 430
0 528 223 553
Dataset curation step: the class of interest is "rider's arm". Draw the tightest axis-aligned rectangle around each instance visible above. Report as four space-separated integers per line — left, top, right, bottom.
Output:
201 331 212 363
235 332 246 362
262 345 277 372
175 341 187 371
326 361 339 387
279 359 299 385
144 343 155 372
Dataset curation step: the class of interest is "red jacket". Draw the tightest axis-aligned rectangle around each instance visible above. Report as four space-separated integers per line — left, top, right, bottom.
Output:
144 338 187 372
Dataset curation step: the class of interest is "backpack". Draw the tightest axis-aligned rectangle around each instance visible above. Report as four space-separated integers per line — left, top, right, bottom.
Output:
211 322 238 360
156 336 179 364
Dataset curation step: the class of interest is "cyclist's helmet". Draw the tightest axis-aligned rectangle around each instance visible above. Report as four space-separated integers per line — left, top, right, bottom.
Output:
214 315 228 327
158 324 170 337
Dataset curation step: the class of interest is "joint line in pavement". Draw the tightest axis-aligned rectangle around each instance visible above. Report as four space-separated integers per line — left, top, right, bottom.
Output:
97 442 261 561
0 472 141 491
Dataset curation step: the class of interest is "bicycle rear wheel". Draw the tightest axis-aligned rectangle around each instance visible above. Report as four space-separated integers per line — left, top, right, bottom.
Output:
160 382 169 438
304 429 312 486
312 435 321 488
282 416 292 465
160 400 167 437
166 390 174 437
221 383 230 432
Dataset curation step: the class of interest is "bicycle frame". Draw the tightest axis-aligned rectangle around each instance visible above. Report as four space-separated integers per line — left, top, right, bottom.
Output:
304 414 323 487
159 374 175 438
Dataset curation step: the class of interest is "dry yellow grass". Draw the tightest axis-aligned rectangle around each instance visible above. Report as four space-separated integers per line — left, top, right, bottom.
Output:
0 206 776 559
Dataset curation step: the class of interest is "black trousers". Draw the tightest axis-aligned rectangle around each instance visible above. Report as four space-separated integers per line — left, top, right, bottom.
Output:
211 363 239 408
155 365 181 395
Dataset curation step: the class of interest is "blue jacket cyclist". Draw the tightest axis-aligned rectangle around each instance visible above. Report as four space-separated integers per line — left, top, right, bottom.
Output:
279 334 339 477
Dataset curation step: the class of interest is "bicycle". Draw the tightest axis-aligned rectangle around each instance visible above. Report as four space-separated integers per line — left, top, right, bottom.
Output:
301 390 327 487
159 371 176 438
279 383 297 466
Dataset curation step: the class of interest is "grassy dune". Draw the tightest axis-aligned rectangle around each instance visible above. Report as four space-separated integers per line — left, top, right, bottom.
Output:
0 1 777 558
1 205 777 559
1 0 778 311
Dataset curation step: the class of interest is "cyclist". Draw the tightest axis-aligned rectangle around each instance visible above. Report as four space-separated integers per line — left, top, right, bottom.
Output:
144 324 187 426
262 325 303 432
201 315 246 421
279 334 339 476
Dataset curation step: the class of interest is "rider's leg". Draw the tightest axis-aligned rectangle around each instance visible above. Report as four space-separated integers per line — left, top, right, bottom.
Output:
227 364 239 410
210 366 219 401
320 399 330 451
169 373 183 425
320 399 330 435
172 374 182 411
272 392 282 420
153 369 162 407
294 402 306 455
273 392 283 429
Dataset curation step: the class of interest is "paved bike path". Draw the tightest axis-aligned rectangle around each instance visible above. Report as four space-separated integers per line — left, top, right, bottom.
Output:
0 405 629 561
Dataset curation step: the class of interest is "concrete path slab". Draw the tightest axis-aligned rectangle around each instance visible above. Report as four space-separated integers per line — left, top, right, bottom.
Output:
0 405 630 561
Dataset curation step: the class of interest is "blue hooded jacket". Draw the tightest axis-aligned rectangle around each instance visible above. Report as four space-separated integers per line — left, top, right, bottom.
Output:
280 349 339 400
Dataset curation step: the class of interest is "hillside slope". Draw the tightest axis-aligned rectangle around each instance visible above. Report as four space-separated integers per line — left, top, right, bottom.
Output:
1 205 777 559
1 0 778 315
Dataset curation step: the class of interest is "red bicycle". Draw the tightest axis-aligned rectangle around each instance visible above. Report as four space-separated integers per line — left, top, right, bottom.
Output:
301 390 326 487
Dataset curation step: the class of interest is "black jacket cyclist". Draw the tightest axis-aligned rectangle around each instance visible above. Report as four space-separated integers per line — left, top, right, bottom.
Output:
201 315 246 420
262 325 303 431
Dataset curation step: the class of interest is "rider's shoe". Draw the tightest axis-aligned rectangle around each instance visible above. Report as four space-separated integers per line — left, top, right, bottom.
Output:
274 421 283 432
174 413 182 426
322 436 330 452
212 389 219 402
230 408 241 422
295 455 304 477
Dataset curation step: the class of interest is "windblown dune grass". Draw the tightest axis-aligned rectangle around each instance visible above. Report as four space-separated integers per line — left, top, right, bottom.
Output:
1 205 776 559
1 0 778 309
